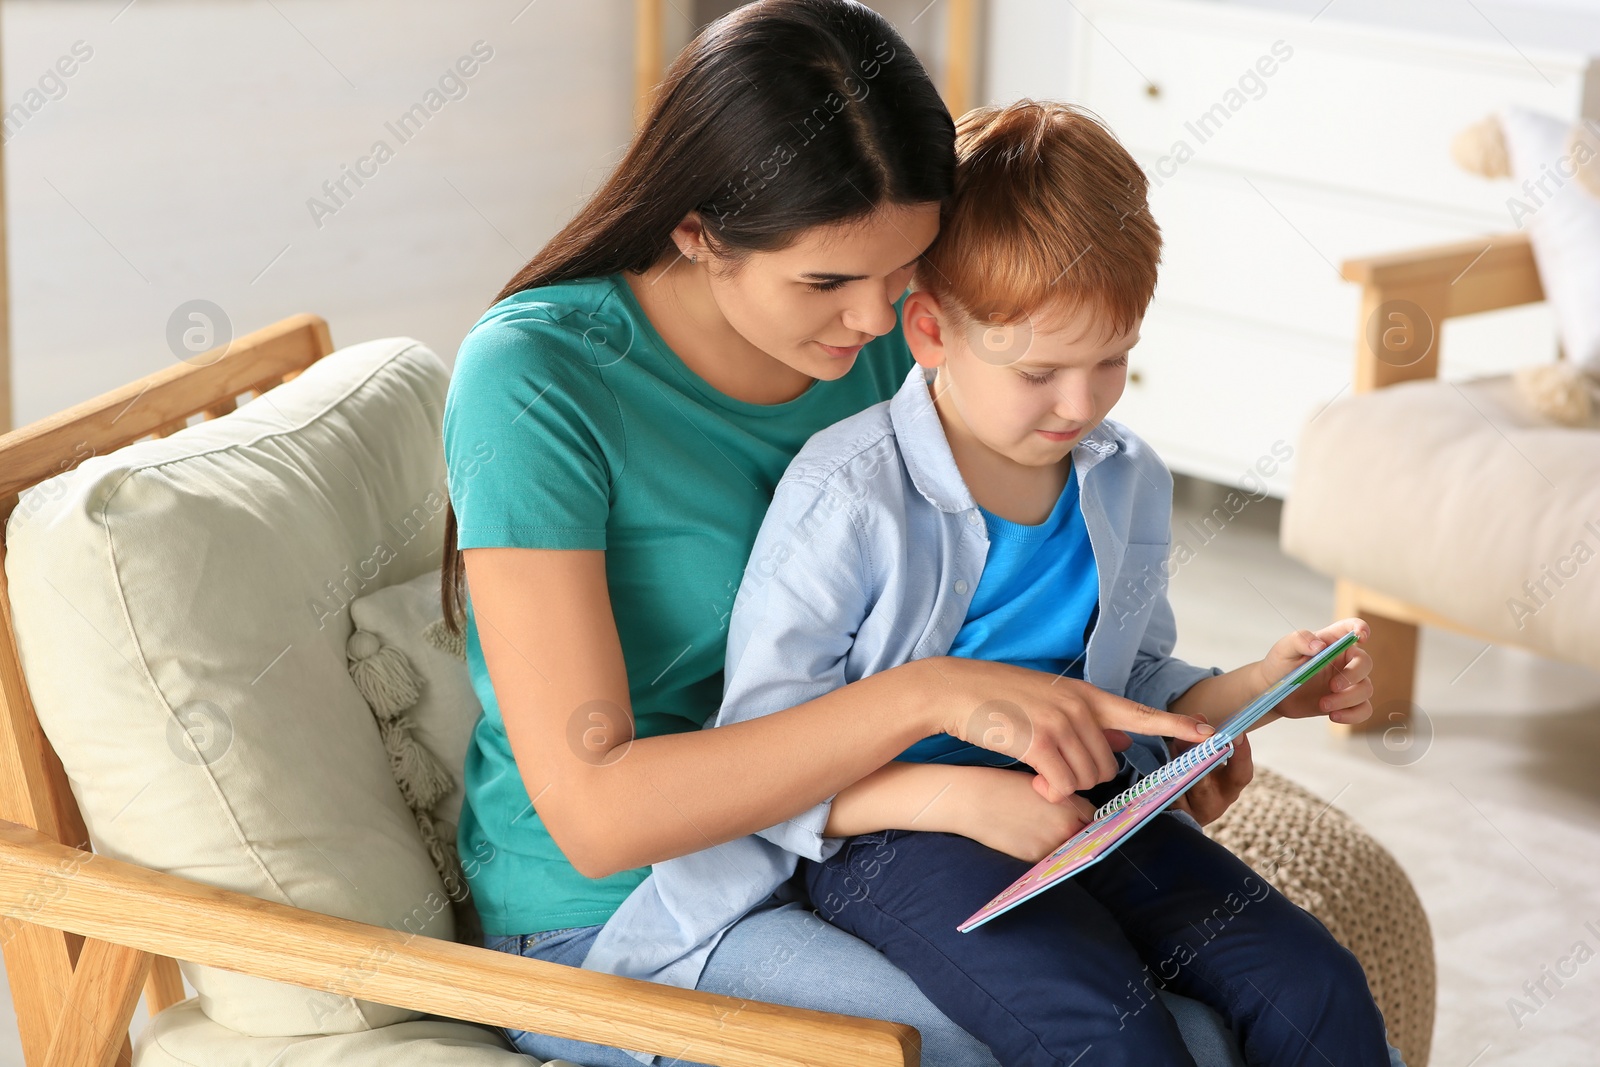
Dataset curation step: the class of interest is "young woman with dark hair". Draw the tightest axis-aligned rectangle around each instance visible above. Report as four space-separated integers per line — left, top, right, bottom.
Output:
441 3 1248 1063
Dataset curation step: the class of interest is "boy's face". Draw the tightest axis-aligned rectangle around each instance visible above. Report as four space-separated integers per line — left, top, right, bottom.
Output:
902 290 1138 468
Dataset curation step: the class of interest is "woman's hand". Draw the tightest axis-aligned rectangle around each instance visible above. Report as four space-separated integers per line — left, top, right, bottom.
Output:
1254 618 1374 727
1166 716 1253 826
947 767 1097 864
924 656 1215 804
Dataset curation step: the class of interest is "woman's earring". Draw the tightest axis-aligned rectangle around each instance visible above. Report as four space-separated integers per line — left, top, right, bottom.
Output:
690 252 698 263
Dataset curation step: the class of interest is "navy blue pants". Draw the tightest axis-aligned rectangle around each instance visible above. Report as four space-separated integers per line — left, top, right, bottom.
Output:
800 774 1393 1067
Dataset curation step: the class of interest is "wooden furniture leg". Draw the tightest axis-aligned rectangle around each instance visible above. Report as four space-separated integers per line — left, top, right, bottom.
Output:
943 0 980 117
42 938 151 1067
143 956 186 1017
1330 232 1544 739
0 13 11 434
635 0 665 128
1333 579 1419 738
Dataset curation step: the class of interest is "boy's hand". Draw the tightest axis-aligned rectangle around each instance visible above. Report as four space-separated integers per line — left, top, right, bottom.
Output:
1253 618 1374 727
949 767 1096 864
1166 716 1253 826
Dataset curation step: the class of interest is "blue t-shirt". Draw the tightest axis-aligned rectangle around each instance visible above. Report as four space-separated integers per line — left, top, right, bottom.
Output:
895 465 1099 766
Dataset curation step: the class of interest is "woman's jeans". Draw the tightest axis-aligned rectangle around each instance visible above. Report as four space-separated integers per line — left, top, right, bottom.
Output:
485 900 1281 1067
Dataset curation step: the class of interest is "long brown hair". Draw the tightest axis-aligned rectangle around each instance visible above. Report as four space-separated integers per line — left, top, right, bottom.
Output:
441 0 955 633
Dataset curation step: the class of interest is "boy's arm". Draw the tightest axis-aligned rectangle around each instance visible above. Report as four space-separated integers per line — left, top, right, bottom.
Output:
823 761 986 837
1169 666 1272 726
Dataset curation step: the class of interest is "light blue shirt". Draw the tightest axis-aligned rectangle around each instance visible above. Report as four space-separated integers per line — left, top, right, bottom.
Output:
897 462 1099 766
581 364 1222 1063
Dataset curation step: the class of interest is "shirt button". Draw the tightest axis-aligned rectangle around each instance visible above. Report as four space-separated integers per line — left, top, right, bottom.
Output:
967 510 981 524
954 579 970 595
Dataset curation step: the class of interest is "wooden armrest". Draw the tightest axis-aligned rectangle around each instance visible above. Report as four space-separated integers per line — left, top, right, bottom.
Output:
1340 230 1535 293
0 821 917 1067
1340 231 1543 392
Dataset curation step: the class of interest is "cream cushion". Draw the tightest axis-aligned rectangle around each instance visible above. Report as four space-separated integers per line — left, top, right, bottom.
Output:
5 338 461 1037
1281 372 1600 670
134 999 578 1067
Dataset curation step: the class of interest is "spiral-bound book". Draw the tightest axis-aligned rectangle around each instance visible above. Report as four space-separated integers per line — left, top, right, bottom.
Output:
958 628 1362 933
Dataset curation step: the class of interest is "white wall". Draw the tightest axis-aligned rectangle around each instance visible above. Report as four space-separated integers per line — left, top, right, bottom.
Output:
985 0 1600 110
3 0 639 426
2 0 978 429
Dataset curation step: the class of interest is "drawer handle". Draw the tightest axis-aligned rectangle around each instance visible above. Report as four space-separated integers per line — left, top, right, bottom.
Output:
1144 83 1161 99
1129 369 1144 384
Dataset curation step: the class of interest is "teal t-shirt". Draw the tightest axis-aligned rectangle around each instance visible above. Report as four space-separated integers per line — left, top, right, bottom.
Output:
894 465 1100 766
441 272 915 936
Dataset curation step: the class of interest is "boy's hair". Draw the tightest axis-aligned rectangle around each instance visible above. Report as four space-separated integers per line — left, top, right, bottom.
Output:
917 100 1161 343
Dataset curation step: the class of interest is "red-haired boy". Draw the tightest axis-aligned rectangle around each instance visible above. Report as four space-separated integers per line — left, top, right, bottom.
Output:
601 101 1400 1066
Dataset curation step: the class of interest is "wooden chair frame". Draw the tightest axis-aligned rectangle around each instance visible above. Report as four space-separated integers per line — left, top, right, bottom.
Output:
630 0 981 125
0 314 919 1067
1331 229 1547 735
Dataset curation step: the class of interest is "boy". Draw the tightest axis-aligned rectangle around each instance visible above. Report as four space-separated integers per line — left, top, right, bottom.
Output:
587 101 1398 1065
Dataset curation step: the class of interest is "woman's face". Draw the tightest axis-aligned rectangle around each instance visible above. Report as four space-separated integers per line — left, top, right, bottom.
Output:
699 202 941 381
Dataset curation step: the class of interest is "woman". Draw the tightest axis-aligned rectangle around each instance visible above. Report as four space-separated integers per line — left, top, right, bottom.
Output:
440 2 1256 1063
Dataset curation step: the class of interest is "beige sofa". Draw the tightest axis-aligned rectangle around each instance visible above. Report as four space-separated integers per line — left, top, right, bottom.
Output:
1282 231 1600 740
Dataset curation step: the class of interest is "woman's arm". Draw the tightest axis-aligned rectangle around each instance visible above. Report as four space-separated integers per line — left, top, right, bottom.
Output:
466 546 1210 879
466 545 936 879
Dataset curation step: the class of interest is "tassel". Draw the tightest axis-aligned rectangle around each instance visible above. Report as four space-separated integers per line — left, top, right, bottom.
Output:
380 714 456 812
347 631 422 712
422 617 466 661
346 628 462 886
1450 114 1510 179
414 808 463 887
413 806 476 943
1514 362 1600 426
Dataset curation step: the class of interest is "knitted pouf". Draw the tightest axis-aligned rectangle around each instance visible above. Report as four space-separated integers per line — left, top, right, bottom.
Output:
1203 767 1436 1067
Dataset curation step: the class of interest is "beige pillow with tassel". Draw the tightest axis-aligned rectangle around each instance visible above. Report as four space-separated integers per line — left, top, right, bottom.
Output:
5 336 460 1036
346 570 482 941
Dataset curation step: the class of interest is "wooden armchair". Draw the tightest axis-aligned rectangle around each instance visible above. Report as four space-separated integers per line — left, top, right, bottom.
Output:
1290 230 1576 735
0 315 918 1067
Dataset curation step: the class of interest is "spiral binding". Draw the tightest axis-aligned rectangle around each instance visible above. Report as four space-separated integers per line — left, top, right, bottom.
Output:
1093 735 1234 821
1087 630 1358 825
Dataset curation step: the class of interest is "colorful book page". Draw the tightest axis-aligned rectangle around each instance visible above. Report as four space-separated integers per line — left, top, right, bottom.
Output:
956 739 1231 931
958 628 1360 933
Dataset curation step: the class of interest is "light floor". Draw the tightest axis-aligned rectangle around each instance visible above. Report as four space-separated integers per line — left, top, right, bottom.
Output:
1166 475 1600 1067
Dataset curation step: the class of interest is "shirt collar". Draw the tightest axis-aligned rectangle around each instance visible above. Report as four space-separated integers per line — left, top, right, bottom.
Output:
888 363 1123 514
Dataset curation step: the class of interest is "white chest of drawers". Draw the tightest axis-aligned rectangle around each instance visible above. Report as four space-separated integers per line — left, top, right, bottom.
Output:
989 0 1597 496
